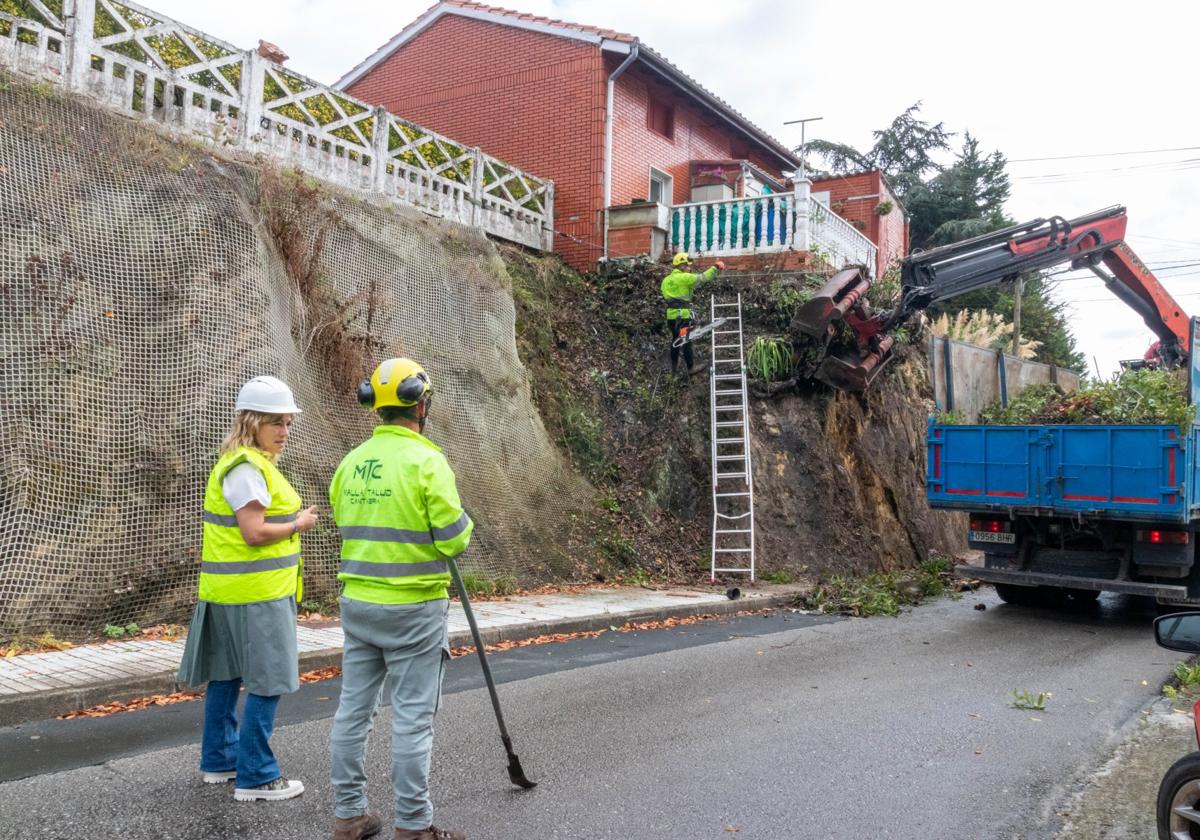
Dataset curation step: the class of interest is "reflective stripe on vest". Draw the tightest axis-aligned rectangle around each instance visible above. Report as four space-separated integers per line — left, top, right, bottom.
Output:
199 447 303 605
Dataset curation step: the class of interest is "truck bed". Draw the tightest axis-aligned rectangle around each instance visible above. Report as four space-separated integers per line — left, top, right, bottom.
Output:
927 420 1198 524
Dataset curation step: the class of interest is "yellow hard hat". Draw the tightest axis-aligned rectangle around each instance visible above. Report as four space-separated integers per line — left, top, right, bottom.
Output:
672 252 692 267
356 357 432 410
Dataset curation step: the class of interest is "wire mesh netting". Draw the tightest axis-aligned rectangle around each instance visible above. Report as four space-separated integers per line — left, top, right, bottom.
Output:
0 73 595 638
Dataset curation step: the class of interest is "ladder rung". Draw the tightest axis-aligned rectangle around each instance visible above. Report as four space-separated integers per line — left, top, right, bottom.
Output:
714 389 743 396
716 472 746 479
713 344 741 350
714 548 753 553
713 330 740 336
716 455 745 461
715 374 743 380
711 303 740 309
714 359 741 364
715 492 751 497
714 406 743 412
714 568 754 573
715 529 753 534
715 421 744 427
716 512 752 519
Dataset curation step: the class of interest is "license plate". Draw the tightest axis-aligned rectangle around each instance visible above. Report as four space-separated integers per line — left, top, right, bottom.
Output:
970 531 1015 544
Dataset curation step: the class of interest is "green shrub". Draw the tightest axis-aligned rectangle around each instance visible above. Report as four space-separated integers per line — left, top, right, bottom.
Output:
747 336 794 382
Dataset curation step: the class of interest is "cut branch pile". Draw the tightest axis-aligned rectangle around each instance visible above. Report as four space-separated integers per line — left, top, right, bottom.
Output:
976 369 1195 429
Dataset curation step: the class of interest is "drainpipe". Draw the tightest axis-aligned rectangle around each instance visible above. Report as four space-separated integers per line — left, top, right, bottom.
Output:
603 41 639 261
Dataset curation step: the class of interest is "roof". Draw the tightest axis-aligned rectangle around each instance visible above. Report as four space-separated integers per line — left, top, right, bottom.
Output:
334 0 799 169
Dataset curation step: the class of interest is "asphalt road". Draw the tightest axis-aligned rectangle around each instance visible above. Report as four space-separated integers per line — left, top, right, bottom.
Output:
0 590 1185 839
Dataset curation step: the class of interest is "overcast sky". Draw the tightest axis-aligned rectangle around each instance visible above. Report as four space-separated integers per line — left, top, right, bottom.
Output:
150 0 1199 376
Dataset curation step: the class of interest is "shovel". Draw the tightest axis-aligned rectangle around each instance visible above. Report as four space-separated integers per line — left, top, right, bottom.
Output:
447 558 537 789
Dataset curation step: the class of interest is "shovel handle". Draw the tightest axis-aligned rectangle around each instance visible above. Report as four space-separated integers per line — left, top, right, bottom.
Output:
447 558 512 742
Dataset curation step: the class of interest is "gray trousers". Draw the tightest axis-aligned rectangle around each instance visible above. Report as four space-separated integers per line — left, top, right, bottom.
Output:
330 597 449 829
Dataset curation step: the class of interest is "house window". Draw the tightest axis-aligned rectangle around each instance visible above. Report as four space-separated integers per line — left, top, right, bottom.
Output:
649 168 673 205
647 97 674 140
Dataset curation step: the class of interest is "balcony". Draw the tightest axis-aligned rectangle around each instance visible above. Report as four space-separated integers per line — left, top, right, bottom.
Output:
607 180 877 276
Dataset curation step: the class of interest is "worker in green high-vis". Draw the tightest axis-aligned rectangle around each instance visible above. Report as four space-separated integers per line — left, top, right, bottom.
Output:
661 252 724 376
329 357 473 840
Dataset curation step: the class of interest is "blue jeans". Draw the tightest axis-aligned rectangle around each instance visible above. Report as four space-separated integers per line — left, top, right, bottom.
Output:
200 678 281 788
330 598 449 830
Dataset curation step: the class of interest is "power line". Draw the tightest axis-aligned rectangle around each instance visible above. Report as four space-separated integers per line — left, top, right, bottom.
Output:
1009 145 1200 163
1012 158 1200 183
1068 292 1200 303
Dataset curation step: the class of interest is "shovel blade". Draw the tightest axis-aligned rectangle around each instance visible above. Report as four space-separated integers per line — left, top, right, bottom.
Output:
507 752 537 789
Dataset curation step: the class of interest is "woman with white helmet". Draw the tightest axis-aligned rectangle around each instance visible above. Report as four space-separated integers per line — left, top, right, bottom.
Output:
178 375 318 802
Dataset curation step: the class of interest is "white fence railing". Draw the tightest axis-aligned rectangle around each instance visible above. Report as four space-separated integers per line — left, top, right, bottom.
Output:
668 180 877 275
0 0 553 251
808 197 876 271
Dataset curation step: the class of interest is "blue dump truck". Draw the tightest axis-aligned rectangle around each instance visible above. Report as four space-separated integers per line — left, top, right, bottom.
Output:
793 206 1196 604
928 394 1200 605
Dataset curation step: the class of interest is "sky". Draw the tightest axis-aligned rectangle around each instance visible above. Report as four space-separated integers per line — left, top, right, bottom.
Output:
148 0 1200 377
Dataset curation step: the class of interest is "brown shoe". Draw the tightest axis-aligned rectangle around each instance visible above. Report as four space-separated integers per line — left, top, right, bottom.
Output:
393 827 465 840
333 813 383 840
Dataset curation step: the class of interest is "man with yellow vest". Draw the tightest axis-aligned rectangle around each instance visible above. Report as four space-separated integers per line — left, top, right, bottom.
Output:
329 358 473 840
662 252 724 377
178 375 317 802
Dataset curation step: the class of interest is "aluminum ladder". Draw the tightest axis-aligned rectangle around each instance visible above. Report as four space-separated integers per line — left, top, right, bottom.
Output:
708 293 755 581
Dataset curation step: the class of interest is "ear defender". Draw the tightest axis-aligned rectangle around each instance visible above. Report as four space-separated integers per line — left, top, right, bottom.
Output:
356 380 375 407
396 373 429 405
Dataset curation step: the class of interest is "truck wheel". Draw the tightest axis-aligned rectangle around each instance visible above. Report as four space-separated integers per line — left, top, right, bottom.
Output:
1156 751 1200 839
994 584 1040 605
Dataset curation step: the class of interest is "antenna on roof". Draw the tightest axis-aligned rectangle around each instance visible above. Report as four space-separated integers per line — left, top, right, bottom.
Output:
783 116 823 180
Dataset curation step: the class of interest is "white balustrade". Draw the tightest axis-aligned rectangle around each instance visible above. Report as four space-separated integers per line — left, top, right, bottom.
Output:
667 189 877 276
808 197 877 276
669 194 798 257
0 0 553 251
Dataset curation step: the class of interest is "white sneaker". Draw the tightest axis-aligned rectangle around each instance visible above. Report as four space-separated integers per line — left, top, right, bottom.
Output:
233 776 304 802
202 770 236 784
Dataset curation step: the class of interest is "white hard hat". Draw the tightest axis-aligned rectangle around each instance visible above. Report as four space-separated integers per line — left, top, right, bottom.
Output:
235 376 302 414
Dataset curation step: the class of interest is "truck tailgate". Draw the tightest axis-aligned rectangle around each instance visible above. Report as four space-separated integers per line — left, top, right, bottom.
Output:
927 421 1193 522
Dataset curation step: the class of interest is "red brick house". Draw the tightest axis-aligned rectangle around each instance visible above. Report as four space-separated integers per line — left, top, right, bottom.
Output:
337 1 887 274
810 171 908 278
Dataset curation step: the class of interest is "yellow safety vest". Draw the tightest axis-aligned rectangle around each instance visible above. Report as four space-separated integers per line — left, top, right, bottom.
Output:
661 265 718 320
199 447 303 604
330 425 473 605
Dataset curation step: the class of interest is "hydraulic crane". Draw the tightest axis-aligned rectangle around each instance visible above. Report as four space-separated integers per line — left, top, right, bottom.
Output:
792 206 1192 391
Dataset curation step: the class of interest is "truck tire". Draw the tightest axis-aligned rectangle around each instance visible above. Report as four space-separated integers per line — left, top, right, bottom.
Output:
1156 751 1200 839
994 584 1040 606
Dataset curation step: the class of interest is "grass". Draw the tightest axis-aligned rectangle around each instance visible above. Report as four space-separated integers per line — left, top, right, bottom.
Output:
1164 661 1200 698
454 573 518 599
1010 689 1048 711
598 533 638 566
761 570 793 584
800 556 952 617
1 631 74 657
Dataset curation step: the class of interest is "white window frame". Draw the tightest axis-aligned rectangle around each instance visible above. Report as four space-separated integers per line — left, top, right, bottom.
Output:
649 167 674 206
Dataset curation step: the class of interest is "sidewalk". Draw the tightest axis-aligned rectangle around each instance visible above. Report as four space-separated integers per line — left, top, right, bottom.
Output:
0 583 803 726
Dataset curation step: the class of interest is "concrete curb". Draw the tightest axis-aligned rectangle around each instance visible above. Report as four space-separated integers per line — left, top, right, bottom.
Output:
0 590 801 727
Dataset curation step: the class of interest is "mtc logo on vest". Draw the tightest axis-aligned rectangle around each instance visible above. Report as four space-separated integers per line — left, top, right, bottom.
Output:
353 458 384 483
343 458 393 505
